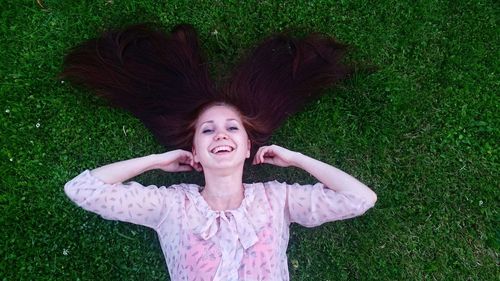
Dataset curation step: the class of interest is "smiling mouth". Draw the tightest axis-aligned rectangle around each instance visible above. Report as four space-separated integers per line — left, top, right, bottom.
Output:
210 145 235 154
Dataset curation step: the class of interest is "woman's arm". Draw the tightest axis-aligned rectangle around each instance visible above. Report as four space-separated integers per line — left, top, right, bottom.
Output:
90 150 202 184
253 145 377 205
64 150 200 228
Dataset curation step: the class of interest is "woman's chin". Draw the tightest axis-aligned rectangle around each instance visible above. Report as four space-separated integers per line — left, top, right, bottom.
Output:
202 158 245 172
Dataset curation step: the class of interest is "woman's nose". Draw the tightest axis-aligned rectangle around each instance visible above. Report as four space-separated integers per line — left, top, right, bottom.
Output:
214 130 228 140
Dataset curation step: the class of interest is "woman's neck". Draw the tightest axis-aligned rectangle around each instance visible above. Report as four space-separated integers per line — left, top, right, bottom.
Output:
201 169 245 211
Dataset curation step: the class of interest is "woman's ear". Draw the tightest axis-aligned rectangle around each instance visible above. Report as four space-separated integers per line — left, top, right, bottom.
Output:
192 146 199 163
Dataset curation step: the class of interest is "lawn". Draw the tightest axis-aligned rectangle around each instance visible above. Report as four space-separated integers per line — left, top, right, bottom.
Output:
1 0 498 280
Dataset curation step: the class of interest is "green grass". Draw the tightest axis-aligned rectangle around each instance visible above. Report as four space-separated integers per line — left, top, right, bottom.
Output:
1 0 498 280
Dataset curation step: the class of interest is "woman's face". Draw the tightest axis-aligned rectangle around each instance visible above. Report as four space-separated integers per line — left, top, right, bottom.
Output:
192 105 251 170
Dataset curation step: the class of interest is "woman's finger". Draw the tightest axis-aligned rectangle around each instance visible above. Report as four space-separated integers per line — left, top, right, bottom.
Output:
254 145 279 165
192 162 203 172
264 147 279 164
253 146 265 164
176 164 193 172
260 147 268 164
182 152 195 164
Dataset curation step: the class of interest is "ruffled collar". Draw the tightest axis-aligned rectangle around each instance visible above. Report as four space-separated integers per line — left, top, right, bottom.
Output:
183 183 266 249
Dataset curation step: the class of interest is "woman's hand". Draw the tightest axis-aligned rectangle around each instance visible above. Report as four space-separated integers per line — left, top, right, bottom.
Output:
252 145 299 167
154 150 203 172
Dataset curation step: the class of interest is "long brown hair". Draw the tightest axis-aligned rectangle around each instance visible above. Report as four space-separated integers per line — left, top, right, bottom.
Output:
60 23 352 152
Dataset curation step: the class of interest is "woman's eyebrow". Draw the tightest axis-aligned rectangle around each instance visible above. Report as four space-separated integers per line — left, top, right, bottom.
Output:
200 118 238 125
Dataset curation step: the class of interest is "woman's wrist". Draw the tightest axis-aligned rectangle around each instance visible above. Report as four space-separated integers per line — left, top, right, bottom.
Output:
290 151 307 169
144 153 163 171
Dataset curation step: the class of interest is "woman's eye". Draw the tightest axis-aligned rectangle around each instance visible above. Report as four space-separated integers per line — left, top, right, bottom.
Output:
202 129 214 134
228 126 239 131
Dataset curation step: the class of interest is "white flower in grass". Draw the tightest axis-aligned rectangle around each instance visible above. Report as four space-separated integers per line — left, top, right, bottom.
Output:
9 158 13 162
60 80 65 84
211 29 219 36
5 109 9 113
63 248 69 256
36 123 40 128
479 200 483 206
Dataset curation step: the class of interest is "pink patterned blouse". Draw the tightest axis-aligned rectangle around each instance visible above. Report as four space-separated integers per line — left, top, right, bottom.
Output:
64 170 374 281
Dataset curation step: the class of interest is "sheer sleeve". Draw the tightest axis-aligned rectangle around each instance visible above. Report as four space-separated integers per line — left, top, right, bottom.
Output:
64 170 180 229
286 182 375 227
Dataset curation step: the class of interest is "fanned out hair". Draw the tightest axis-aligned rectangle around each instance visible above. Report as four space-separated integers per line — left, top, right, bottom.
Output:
224 33 351 146
60 23 352 152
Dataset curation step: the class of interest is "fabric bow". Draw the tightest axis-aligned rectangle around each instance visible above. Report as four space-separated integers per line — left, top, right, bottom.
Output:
193 208 259 249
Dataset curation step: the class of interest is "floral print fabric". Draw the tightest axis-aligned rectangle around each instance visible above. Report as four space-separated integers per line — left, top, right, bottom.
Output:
64 170 374 280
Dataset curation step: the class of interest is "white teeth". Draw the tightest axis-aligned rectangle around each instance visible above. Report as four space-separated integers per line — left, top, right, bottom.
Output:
211 145 234 153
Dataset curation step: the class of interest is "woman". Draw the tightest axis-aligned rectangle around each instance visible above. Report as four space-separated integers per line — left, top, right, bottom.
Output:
62 23 377 281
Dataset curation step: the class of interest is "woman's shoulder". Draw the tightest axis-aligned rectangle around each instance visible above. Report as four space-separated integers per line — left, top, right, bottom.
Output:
167 183 202 196
244 180 289 206
244 180 287 195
